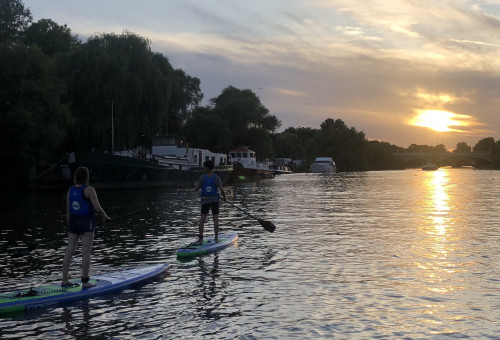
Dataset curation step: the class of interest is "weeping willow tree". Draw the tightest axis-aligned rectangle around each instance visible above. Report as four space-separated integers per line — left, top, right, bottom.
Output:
65 31 174 151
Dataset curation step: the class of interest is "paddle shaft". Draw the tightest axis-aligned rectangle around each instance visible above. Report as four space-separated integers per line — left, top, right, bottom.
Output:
15 207 149 255
224 201 260 221
224 201 276 232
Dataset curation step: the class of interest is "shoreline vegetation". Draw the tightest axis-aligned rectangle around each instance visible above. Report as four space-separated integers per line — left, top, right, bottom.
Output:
3 0 500 190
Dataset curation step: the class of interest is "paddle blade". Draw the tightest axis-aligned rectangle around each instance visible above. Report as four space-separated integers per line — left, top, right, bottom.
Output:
259 219 276 233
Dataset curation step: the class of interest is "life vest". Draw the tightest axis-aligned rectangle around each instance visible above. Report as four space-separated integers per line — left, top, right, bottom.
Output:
69 185 92 216
68 185 96 233
201 174 219 198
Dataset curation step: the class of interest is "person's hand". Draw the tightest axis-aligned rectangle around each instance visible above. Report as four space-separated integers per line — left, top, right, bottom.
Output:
97 215 112 224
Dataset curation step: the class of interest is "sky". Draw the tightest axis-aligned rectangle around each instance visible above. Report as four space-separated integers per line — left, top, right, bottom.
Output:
22 0 500 149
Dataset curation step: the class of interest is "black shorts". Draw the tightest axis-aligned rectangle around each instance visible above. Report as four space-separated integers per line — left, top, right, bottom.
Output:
201 202 220 215
67 215 96 234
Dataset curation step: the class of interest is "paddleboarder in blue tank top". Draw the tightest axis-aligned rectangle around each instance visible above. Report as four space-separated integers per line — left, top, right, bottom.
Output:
61 166 111 288
195 160 227 243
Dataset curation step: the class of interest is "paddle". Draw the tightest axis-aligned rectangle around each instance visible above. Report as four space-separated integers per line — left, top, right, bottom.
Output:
224 200 276 233
13 207 149 257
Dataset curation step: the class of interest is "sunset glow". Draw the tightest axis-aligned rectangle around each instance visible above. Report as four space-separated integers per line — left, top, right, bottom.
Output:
409 110 469 132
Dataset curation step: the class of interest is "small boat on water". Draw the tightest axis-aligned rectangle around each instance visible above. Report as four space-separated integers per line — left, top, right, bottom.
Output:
422 163 438 171
271 164 292 175
310 157 337 173
228 147 274 180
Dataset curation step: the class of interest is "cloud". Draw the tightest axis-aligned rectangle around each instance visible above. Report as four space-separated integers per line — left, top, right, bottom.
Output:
23 0 500 148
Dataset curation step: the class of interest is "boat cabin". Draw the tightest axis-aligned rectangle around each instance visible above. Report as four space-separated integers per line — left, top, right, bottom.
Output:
152 136 228 170
229 147 270 170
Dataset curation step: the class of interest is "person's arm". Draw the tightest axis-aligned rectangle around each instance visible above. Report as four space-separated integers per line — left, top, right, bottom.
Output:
217 176 227 201
219 186 227 201
85 186 111 221
195 176 203 193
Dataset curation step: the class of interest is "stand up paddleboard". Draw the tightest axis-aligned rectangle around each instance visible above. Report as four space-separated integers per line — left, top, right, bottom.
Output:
177 232 238 259
0 263 169 315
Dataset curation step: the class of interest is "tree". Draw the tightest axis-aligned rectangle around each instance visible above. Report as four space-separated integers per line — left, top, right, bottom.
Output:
434 144 447 153
0 0 32 44
183 106 232 151
212 86 280 135
454 142 471 153
492 140 500 169
24 18 80 57
66 31 173 151
407 144 434 152
307 118 368 171
0 43 71 188
167 68 202 135
283 126 318 157
473 137 495 152
272 131 305 159
210 86 280 156
367 141 403 170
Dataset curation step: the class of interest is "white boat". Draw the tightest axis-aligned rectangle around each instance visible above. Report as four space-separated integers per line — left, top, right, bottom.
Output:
422 163 438 171
151 136 229 170
228 147 274 180
271 164 292 175
272 158 292 175
310 157 337 173
150 136 233 183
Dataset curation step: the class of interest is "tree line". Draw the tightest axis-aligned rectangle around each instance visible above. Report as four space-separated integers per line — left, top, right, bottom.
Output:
2 0 500 189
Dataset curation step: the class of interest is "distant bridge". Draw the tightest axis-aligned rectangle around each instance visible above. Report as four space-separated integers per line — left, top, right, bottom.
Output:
393 151 491 167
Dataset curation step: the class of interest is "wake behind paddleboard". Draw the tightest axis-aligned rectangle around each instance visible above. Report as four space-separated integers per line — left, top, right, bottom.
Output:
177 232 238 259
0 263 169 315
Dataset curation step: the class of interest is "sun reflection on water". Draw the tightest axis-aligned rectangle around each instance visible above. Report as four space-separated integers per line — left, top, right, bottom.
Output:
415 169 466 333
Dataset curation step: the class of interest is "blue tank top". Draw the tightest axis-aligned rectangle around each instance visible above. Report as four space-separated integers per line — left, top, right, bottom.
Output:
201 174 219 198
69 185 93 216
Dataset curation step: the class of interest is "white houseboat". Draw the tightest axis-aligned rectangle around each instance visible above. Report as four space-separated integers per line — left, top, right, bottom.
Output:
151 136 232 183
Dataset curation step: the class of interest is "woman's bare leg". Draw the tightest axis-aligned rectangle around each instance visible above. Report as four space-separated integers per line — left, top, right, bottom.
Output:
61 232 79 285
80 231 95 287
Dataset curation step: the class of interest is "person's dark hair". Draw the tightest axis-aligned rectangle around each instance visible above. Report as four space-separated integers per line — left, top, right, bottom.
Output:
203 160 214 170
74 166 90 185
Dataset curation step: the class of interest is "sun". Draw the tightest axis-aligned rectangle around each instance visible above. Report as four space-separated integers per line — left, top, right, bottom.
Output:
409 110 465 132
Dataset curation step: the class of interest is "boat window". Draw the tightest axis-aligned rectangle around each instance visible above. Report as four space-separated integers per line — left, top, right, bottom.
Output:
237 153 242 158
230 153 236 158
152 136 176 146
243 153 248 158
250 153 255 158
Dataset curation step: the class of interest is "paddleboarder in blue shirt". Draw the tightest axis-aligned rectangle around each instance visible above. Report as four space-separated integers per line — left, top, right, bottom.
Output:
62 166 111 288
195 160 227 243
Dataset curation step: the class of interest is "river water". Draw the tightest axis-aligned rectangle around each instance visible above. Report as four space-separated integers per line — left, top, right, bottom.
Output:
1 169 499 339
